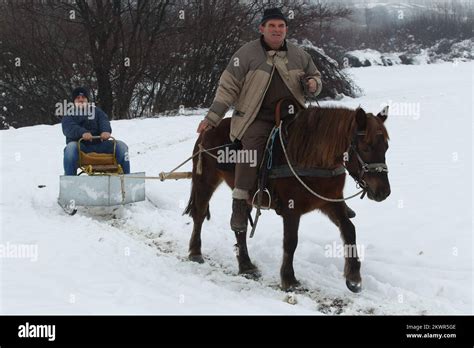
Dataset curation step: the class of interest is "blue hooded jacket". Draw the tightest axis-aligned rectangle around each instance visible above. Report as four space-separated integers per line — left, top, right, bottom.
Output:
61 106 112 144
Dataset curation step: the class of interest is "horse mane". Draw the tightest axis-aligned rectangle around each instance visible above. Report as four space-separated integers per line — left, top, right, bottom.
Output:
286 106 389 168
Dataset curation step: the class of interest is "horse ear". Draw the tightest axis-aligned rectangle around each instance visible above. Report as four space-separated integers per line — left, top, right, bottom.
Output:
377 106 389 122
355 107 367 131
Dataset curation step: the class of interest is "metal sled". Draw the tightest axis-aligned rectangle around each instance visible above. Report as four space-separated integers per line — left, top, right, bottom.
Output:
58 136 145 215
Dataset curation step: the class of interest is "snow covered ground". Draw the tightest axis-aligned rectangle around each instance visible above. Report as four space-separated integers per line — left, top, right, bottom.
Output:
0 61 472 314
344 39 473 67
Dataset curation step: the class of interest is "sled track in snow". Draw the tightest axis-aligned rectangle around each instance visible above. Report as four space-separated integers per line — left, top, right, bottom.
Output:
76 201 383 315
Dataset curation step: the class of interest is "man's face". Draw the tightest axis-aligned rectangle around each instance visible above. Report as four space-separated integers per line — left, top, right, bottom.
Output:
74 95 88 106
259 19 287 49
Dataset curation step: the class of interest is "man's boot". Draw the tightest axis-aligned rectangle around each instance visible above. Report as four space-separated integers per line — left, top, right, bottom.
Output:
231 198 249 232
345 202 356 219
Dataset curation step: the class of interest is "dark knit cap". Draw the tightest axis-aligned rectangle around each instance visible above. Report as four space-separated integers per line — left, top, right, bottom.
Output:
260 8 288 26
71 87 90 102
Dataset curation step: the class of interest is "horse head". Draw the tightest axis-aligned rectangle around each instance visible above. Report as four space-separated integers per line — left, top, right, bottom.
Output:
344 106 391 202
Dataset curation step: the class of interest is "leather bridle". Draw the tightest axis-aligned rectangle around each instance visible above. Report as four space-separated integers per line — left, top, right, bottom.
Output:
344 131 388 198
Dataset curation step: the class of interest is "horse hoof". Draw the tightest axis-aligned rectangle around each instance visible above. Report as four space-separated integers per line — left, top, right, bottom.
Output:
239 267 261 280
189 254 205 264
282 279 301 292
346 280 362 293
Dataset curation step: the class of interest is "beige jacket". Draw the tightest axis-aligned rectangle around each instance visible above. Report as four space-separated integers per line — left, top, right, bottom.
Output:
205 38 322 141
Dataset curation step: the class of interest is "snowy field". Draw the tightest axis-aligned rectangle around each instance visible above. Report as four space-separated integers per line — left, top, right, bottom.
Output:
0 61 472 314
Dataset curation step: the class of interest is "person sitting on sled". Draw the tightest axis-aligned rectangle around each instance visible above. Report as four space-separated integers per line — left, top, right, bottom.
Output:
61 87 130 175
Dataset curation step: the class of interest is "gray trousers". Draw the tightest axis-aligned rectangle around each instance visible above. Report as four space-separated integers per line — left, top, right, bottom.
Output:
233 118 275 200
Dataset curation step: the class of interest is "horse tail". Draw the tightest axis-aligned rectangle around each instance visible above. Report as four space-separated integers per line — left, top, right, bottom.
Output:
183 137 212 221
183 180 211 220
183 189 194 217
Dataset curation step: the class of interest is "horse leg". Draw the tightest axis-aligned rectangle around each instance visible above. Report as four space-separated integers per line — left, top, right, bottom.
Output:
187 174 222 264
280 213 301 291
234 229 260 278
188 216 207 263
321 202 362 293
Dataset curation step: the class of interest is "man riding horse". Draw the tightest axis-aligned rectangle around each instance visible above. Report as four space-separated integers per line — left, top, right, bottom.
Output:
197 8 355 233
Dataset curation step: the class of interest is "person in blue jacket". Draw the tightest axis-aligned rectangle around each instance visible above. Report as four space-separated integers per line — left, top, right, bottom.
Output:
62 87 130 175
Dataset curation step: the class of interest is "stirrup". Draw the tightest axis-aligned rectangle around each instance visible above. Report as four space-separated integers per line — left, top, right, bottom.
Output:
251 188 271 210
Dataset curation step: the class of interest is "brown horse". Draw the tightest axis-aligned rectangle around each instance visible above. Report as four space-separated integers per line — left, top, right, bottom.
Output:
184 106 390 293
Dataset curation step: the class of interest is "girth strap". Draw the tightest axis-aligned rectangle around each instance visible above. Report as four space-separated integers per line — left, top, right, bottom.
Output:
269 165 346 179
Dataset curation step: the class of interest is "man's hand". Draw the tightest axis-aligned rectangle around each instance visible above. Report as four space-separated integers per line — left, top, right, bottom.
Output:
100 132 111 141
82 132 93 141
197 119 212 133
306 78 317 94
